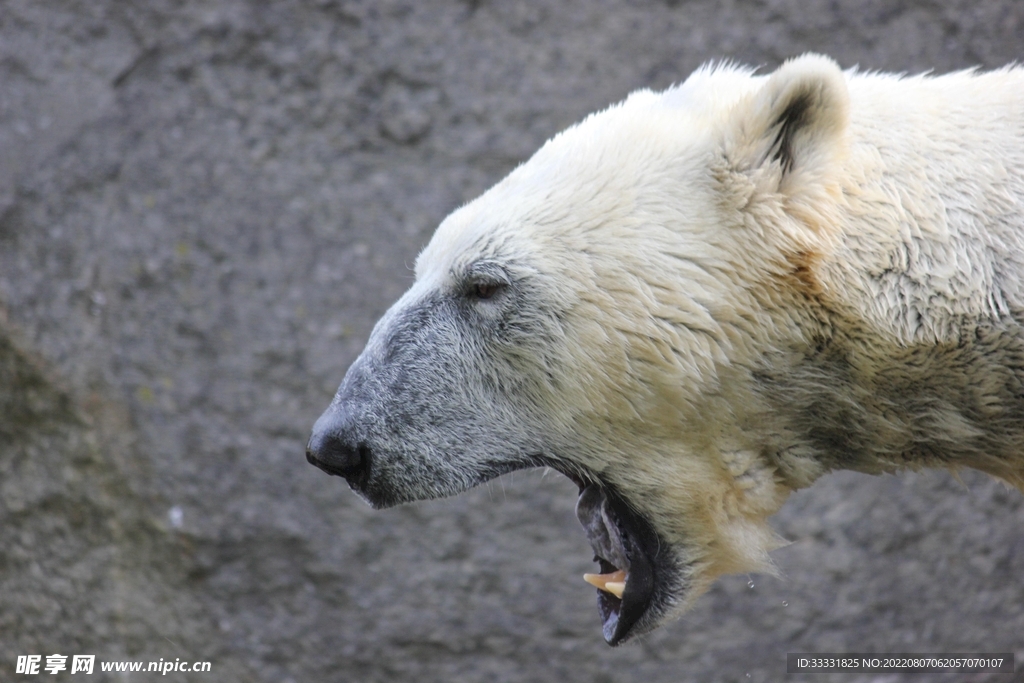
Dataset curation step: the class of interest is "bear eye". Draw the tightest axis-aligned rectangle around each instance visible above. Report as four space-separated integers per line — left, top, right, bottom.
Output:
470 282 503 300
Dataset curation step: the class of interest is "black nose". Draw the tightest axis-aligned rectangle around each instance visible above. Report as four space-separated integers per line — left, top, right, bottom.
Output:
306 419 371 487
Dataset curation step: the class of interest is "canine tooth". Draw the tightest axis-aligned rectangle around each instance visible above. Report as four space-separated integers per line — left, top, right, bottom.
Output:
604 581 625 598
583 569 627 598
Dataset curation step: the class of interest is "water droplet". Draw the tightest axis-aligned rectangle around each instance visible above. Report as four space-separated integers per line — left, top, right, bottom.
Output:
745 674 751 679
782 600 789 607
747 580 755 589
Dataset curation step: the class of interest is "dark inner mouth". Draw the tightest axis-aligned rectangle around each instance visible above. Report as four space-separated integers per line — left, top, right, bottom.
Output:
575 483 657 645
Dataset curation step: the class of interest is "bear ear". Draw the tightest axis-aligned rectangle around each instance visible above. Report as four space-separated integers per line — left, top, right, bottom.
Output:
725 54 850 188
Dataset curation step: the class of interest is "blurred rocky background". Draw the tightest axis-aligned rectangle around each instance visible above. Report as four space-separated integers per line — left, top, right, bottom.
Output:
1 1 1023 681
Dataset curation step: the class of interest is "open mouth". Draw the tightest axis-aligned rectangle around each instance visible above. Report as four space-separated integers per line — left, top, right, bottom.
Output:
574 483 662 645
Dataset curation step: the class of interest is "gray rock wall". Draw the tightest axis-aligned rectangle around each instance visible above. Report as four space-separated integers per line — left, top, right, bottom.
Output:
1 1 1022 681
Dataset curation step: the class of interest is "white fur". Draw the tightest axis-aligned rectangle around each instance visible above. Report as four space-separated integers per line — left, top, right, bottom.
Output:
323 54 1024 635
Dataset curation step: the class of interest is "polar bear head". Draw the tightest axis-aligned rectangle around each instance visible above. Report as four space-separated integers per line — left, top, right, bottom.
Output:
307 54 851 644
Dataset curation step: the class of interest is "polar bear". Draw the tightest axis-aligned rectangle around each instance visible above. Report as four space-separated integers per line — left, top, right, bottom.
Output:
306 54 1024 645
